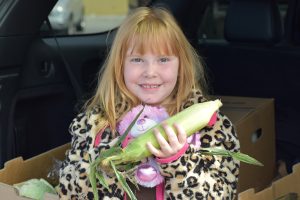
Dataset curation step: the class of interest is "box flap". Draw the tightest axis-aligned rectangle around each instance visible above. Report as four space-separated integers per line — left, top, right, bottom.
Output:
239 163 300 199
0 144 69 199
0 143 70 185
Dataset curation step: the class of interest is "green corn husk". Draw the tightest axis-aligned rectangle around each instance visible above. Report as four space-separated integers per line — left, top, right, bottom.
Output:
89 99 263 200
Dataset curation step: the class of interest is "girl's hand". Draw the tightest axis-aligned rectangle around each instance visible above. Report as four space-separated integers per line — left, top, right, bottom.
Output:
146 122 187 158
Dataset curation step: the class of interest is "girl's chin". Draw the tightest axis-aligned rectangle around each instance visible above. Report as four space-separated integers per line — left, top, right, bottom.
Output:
141 98 161 106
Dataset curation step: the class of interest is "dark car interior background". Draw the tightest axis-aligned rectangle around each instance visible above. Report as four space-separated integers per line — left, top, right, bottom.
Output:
0 0 299 192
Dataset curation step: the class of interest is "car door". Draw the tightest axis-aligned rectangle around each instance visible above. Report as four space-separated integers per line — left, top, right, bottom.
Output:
0 0 120 167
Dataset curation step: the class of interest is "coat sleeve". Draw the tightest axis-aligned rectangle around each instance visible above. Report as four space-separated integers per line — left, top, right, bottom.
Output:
57 113 124 200
157 111 240 199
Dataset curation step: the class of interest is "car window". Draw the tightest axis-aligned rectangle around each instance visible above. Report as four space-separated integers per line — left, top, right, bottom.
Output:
198 0 289 40
43 0 151 36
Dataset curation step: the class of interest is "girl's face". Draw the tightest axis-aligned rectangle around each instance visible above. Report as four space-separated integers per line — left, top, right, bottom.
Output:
124 49 179 105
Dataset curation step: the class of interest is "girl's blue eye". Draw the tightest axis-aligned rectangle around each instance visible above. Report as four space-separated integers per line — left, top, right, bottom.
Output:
159 57 170 63
131 58 143 63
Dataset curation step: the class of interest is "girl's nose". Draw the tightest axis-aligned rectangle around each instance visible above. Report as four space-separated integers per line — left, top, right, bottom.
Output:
143 62 157 78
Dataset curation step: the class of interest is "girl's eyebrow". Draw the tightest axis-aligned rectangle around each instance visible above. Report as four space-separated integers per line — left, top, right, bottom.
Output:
127 53 142 56
159 54 173 56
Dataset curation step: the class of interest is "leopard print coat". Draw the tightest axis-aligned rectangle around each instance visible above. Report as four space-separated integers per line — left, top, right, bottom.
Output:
58 90 240 199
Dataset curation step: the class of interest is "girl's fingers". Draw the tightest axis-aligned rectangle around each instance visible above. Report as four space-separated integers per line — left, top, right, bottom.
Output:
153 127 172 153
147 124 188 158
162 123 178 147
173 123 187 145
146 142 163 157
163 122 186 151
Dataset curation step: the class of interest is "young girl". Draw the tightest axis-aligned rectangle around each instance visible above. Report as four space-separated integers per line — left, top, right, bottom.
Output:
58 7 240 200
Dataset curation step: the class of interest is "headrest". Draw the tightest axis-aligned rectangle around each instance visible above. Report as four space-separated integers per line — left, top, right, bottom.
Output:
224 0 283 44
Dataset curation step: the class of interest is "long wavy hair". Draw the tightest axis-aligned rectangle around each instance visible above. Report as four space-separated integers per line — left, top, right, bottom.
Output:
85 7 208 131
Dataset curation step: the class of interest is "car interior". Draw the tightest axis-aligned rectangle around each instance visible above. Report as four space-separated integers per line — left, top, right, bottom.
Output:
197 0 300 174
0 0 299 187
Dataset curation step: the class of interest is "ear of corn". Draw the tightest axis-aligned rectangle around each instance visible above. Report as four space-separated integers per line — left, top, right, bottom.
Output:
101 100 222 167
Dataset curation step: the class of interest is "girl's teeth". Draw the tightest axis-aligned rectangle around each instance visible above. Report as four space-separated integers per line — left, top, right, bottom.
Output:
142 85 159 88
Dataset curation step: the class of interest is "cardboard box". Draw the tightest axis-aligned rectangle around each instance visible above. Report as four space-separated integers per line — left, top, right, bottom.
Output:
215 96 276 193
0 96 275 198
238 163 300 200
0 143 70 199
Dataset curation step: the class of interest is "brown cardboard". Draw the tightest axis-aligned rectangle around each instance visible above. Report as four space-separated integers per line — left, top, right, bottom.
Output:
213 96 276 193
238 163 300 200
0 96 276 198
0 143 70 199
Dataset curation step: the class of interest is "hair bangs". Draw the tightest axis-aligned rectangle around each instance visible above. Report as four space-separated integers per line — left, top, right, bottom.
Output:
127 20 178 56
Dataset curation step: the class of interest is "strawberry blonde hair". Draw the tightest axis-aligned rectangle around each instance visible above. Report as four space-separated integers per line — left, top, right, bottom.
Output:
85 7 208 130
